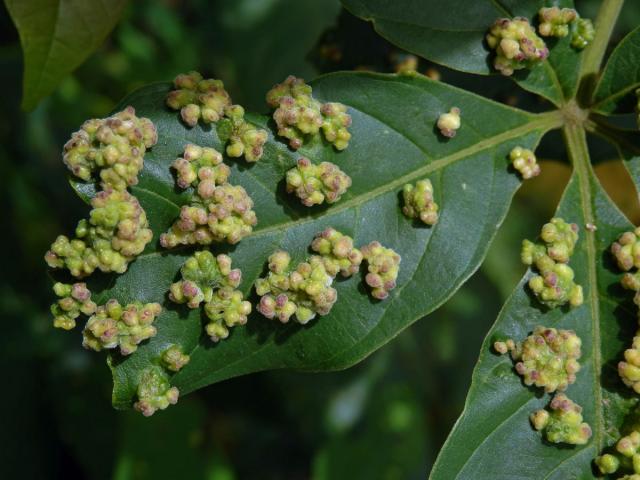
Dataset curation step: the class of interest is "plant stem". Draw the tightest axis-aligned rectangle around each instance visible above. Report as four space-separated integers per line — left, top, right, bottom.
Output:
563 122 604 451
578 0 624 104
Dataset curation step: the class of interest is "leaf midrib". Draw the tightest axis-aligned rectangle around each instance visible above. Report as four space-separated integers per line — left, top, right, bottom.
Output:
134 111 562 262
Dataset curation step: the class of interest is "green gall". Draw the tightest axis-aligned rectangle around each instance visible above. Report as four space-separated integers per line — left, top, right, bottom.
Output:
255 251 337 324
521 218 583 308
169 250 242 308
50 282 97 330
611 228 640 271
166 71 231 127
509 146 540 179
502 326 581 393
361 241 401 300
320 102 352 151
595 454 621 475
63 106 158 191
571 18 595 50
133 367 179 417
486 17 549 76
311 227 363 277
45 189 153 277
402 179 439 225
204 287 252 342
436 107 461 138
161 345 190 372
619 336 640 394
394 55 419 75
160 183 257 247
537 7 577 37
285 157 351 206
82 299 161 355
172 144 229 190
530 393 592 445
493 339 515 355
266 75 352 150
220 105 269 162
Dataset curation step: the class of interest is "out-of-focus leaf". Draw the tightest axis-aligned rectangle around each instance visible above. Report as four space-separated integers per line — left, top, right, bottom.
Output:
5 0 127 110
592 26 640 114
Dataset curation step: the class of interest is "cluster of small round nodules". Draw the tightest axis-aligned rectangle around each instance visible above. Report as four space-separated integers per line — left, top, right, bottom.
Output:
50 282 97 330
45 189 153 277
530 393 592 445
255 250 338 324
171 144 229 190
537 7 577 37
595 429 640 477
169 251 241 308
63 106 158 191
286 157 352 206
133 367 180 417
436 107 461 138
311 227 363 277
494 326 581 393
510 146 541 179
521 217 583 308
402 179 439 225
361 241 401 300
82 299 161 355
266 75 352 150
486 17 549 76
610 228 640 394
161 182 257 247
571 18 595 50
166 71 231 127
204 287 252 342
220 104 269 162
161 345 190 372
168 251 250 342
393 54 419 75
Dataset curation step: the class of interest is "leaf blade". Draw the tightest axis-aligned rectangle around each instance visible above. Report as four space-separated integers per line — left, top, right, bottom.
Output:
5 0 127 110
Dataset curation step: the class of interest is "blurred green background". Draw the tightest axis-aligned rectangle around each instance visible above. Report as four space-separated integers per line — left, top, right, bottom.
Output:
1 1 639 479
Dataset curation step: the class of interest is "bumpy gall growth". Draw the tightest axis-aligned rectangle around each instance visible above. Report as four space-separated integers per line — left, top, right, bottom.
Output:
509 146 541 179
402 179 439 225
161 183 257 247
166 71 231 127
161 345 190 372
45 189 153 277
486 17 549 76
133 367 179 417
218 105 269 162
611 228 640 271
82 300 161 355
311 227 363 277
497 326 581 392
537 7 577 37
63 106 158 191
571 18 595 50
436 107 461 138
171 144 229 190
619 335 640 394
266 75 352 150
204 287 252 341
521 218 583 308
361 241 401 300
595 428 640 477
530 393 592 445
50 282 97 330
286 157 351 206
255 251 337 324
169 251 242 308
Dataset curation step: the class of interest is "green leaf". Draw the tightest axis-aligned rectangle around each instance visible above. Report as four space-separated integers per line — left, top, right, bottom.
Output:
339 0 583 106
592 26 640 114
429 133 636 479
5 0 127 110
67 72 561 408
